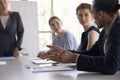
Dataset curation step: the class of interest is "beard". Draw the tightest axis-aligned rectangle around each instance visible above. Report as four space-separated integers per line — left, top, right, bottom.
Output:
95 20 104 29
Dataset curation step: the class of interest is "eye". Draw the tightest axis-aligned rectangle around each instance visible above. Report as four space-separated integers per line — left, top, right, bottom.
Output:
78 14 83 18
51 23 55 27
0 2 3 4
4 1 6 3
56 22 59 25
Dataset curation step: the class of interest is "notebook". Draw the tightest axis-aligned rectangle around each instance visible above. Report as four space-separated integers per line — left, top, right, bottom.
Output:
32 59 57 64
30 66 74 73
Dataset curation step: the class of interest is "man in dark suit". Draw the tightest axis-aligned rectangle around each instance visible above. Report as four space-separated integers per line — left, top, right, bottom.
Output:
38 0 120 74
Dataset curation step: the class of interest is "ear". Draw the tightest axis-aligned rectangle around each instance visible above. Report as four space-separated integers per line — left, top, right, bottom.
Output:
98 10 104 19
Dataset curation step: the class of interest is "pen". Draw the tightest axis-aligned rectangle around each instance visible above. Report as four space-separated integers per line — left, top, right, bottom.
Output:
47 50 65 61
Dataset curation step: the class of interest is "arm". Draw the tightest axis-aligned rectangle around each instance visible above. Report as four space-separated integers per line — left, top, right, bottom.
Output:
86 30 99 50
71 29 104 56
63 31 78 50
77 23 120 74
15 12 24 50
70 40 102 56
13 12 24 57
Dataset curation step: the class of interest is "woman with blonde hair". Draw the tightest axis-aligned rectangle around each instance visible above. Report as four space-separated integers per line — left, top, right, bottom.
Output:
0 0 24 57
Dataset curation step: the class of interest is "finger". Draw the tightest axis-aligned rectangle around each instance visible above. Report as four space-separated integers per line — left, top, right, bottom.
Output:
37 53 40 57
48 55 59 62
47 50 55 55
47 45 53 47
47 45 55 50
47 45 58 49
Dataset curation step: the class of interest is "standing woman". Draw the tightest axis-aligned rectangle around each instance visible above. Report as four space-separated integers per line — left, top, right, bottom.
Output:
0 0 24 57
49 16 78 50
76 3 100 51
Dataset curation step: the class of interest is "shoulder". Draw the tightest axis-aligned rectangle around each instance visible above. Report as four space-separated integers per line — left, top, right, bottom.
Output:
108 17 120 43
113 18 120 30
64 30 74 38
10 11 21 19
89 26 100 34
10 11 20 15
87 26 100 36
88 30 99 38
64 30 73 35
110 17 120 35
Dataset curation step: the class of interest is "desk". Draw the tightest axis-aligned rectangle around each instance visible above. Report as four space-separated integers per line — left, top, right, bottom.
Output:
0 57 120 80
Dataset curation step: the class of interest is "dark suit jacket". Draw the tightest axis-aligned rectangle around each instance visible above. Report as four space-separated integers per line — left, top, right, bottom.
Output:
0 11 24 56
76 16 120 74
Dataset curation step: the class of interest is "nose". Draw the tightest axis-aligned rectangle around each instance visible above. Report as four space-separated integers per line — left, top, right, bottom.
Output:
79 16 86 23
53 23 58 28
82 16 86 21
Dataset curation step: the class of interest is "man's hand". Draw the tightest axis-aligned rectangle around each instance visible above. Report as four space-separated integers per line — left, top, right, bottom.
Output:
47 45 77 63
37 51 48 59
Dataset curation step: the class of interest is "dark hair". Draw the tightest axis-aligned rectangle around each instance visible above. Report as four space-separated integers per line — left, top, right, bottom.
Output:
48 16 62 25
76 3 92 15
93 0 120 14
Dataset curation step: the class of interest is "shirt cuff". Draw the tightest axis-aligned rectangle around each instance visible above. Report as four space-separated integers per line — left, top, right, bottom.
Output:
75 54 80 63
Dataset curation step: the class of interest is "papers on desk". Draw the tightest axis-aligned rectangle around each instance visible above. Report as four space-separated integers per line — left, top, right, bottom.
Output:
0 61 7 65
26 57 75 73
30 60 75 73
32 59 57 64
25 57 40 60
30 66 74 73
0 57 16 60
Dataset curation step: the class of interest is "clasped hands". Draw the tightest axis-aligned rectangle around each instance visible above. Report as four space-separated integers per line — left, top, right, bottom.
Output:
37 45 77 63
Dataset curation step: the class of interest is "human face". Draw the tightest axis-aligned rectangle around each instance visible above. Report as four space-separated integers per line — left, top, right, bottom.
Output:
77 9 93 27
92 8 105 28
0 0 8 14
49 18 63 33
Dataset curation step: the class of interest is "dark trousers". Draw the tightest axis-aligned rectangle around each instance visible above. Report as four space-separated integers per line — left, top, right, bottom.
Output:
0 51 13 57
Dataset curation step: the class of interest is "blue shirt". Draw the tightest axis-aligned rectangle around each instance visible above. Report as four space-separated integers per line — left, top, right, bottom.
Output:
53 30 78 50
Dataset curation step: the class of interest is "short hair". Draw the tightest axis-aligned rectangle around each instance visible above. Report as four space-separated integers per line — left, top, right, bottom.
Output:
76 3 92 15
48 16 62 25
93 0 120 14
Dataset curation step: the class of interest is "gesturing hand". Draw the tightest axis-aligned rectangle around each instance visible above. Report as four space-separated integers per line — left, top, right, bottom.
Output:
46 45 77 63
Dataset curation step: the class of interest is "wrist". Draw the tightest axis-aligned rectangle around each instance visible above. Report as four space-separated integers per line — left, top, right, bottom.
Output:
65 51 78 63
75 54 80 63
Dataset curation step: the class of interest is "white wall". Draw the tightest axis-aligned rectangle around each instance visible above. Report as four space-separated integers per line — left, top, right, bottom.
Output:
10 1 39 54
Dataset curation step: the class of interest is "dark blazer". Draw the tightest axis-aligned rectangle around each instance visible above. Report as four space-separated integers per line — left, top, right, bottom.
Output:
76 16 120 74
0 11 24 56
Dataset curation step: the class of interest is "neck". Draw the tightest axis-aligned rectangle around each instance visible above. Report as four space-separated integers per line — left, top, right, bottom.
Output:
1 10 9 16
57 30 64 37
83 24 92 31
